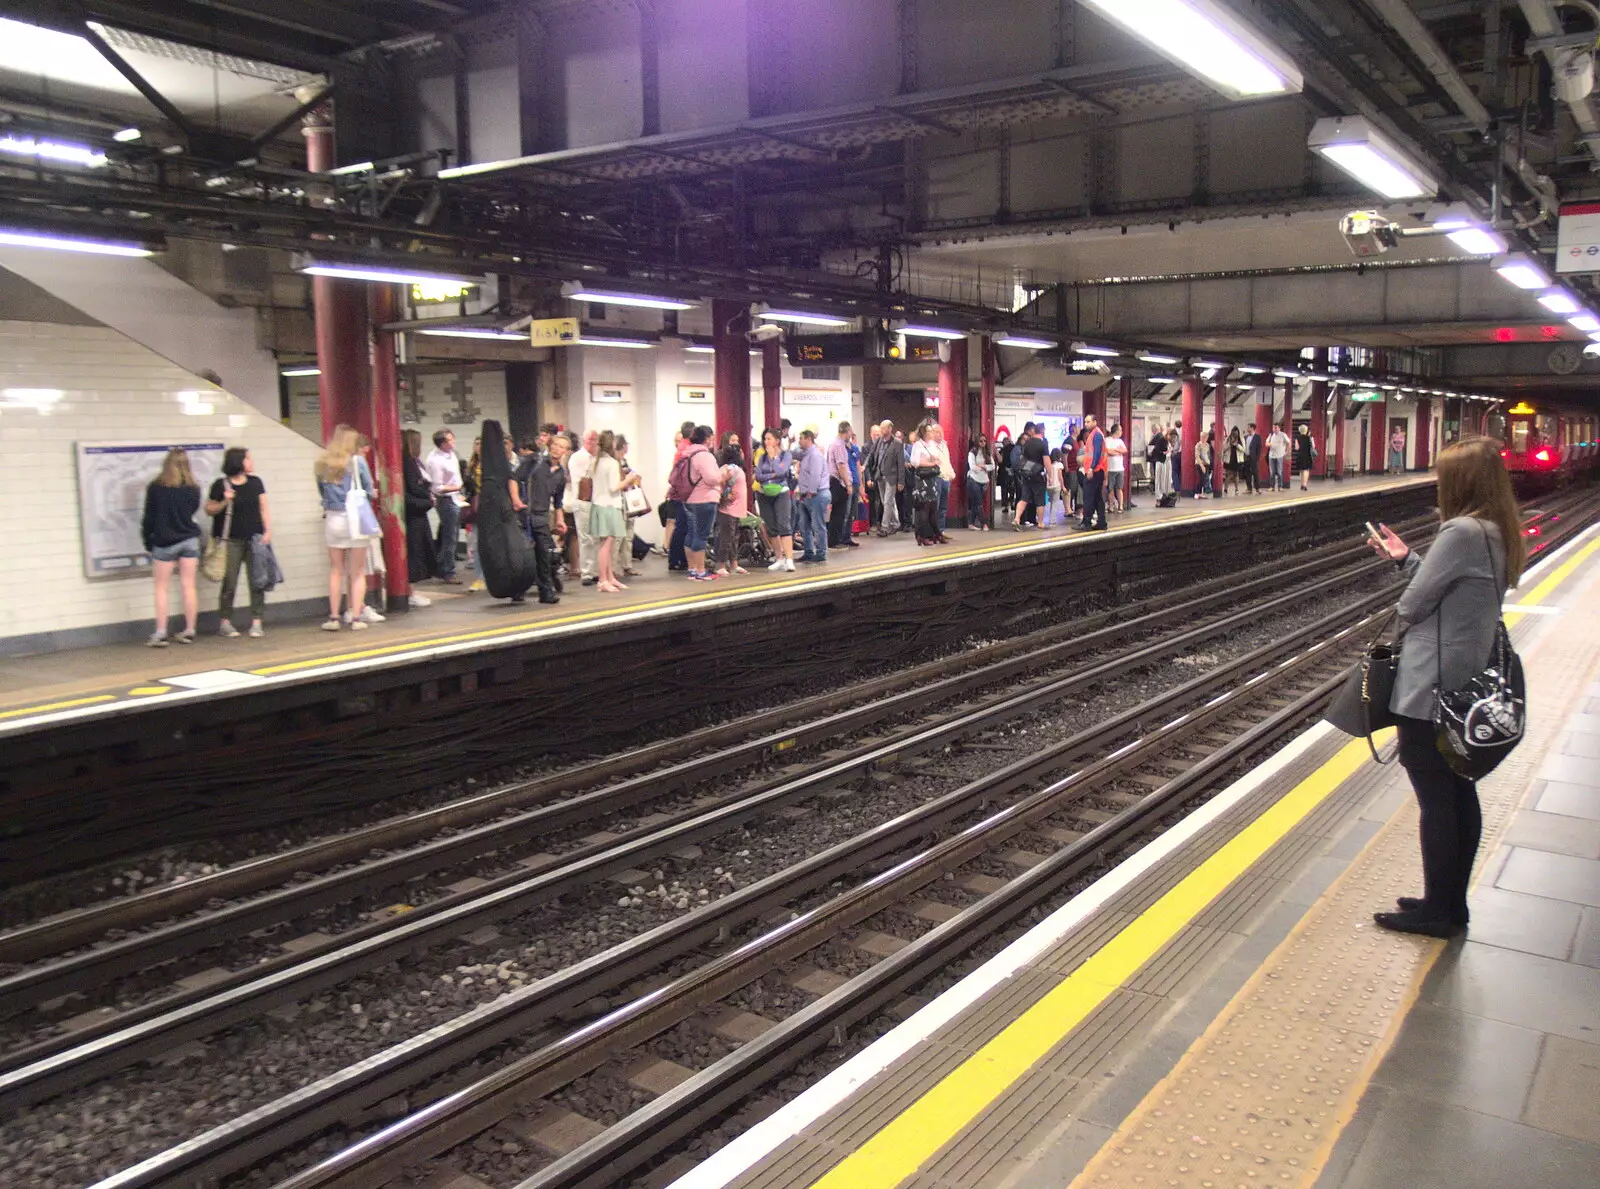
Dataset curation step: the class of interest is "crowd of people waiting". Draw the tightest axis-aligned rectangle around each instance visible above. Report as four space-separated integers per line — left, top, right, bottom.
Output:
137 410 1328 642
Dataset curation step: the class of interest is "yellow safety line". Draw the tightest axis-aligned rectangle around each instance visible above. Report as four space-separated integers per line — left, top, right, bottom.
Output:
1506 533 1600 618
0 694 116 720
806 734 1379 1189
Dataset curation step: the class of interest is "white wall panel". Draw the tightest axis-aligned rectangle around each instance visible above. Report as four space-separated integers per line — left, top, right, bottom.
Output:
658 0 749 131
1008 123 1089 214
549 8 644 147
916 0 1055 86
1116 114 1196 205
770 0 899 112
466 35 523 165
926 148 999 224
1206 99 1307 197
0 321 326 645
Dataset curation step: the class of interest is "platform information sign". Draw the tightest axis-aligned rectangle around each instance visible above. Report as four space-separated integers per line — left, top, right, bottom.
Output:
75 441 224 579
1556 202 1600 273
529 317 580 346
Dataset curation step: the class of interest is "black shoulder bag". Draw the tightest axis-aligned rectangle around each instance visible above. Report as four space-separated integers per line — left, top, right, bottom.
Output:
1324 607 1401 763
1432 522 1525 780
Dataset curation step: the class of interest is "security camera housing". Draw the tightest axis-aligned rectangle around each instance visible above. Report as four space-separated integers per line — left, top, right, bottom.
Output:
747 323 784 343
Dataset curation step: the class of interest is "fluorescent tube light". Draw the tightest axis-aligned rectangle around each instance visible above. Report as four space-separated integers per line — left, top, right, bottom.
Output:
416 327 528 341
1273 368 1300 379
563 283 694 311
577 336 656 349
1073 343 1120 356
1235 364 1268 374
898 324 968 340
1538 288 1582 314
1569 312 1600 334
1190 358 1226 369
995 334 1057 350
0 227 154 257
279 366 321 377
1137 351 1181 365
1147 376 1177 385
112 127 141 143
684 345 716 353
326 161 375 176
295 255 482 286
1078 0 1302 99
1491 253 1549 290
1308 116 1435 200
758 308 851 327
0 134 107 168
1433 212 1507 256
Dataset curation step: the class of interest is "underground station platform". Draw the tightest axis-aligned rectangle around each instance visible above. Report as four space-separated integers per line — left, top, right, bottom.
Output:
661 512 1600 1189
0 475 1435 887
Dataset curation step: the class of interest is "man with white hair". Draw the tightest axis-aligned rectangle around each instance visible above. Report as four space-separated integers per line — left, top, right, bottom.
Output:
871 419 903 536
567 428 600 584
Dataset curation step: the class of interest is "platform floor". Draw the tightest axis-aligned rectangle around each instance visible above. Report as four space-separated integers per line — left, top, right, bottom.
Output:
666 514 1600 1189
0 473 1431 732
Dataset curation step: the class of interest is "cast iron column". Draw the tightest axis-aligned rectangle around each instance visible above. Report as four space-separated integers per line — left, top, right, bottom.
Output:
1331 384 1346 481
760 337 782 441
1211 372 1227 496
713 299 752 465
1310 349 1329 478
1254 392 1273 488
938 337 969 523
1415 398 1432 470
979 335 996 440
369 282 409 607
303 97 369 443
1118 373 1133 507
1369 400 1388 474
1180 374 1203 494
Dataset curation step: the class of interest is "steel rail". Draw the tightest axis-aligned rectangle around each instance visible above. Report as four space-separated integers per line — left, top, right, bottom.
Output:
264 607 1376 1189
86 585 1395 1189
0 514 1406 969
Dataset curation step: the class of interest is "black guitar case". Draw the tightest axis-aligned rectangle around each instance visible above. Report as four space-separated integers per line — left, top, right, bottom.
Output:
476 419 539 599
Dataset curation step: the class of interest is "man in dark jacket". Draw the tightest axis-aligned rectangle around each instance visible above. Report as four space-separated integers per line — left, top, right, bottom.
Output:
873 419 905 535
525 434 569 603
1244 426 1263 494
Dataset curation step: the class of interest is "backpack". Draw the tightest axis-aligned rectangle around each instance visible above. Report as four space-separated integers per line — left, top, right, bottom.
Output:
665 452 694 502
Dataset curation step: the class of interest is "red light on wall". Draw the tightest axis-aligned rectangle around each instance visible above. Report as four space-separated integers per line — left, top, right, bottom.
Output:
1494 327 1515 342
1540 325 1564 339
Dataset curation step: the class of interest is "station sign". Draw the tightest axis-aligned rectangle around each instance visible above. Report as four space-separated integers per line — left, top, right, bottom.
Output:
1557 202 1600 274
530 317 580 346
788 333 870 366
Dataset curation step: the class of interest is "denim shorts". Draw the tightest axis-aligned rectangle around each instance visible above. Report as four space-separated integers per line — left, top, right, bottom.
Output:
149 538 200 562
684 500 717 551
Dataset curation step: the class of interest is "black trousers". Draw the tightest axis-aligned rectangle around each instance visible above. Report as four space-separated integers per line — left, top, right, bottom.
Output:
1397 714 1481 920
528 517 558 596
1080 472 1107 529
828 477 852 545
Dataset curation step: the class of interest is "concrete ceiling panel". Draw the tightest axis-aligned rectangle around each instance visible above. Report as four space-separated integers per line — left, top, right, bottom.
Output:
1206 99 1307 197
1008 135 1088 215
1187 277 1256 332
1252 270 1385 328
1116 112 1197 206
916 0 1056 87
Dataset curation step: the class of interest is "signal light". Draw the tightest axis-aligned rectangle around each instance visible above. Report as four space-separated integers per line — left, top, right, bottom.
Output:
886 333 906 360
1534 447 1552 463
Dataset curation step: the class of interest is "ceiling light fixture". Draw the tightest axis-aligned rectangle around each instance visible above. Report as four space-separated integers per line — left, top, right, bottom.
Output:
1491 253 1550 290
996 334 1058 350
1308 116 1436 200
1077 0 1302 99
415 327 528 341
898 323 969 340
1273 368 1300 379
0 134 108 168
1538 287 1582 314
577 335 657 349
1137 351 1181 365
279 366 321 377
112 127 141 143
1190 358 1226 369
684 345 716 353
294 254 482 287
0 226 156 257
563 282 694 310
1073 343 1121 356
757 308 851 327
1235 364 1268 374
1569 311 1600 334
1433 212 1507 256
1147 376 1178 385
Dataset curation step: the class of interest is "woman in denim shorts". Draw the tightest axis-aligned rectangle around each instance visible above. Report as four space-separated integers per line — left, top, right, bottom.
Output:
141 447 203 646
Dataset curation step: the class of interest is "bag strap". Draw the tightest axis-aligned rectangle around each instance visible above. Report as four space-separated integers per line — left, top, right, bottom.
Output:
217 483 235 540
1435 518 1507 691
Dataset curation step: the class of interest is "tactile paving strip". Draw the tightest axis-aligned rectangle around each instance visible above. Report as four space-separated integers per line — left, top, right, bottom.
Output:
1070 551 1600 1189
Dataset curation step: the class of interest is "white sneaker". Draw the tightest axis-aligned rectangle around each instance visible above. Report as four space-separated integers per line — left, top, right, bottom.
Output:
147 632 169 648
768 559 786 571
784 558 796 572
359 605 386 624
247 622 264 638
321 618 341 632
410 592 432 608
349 619 369 631
218 621 240 638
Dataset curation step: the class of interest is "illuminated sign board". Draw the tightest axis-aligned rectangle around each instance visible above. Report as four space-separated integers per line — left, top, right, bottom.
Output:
1508 401 1537 415
411 280 477 303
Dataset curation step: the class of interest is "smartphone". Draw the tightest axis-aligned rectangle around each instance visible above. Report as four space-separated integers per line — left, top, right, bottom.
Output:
1364 521 1380 540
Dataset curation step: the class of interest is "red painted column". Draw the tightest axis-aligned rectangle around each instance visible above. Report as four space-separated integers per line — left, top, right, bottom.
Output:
1118 374 1133 507
1415 398 1433 470
938 337 969 522
1331 385 1346 481
369 282 409 605
303 100 368 442
1281 375 1295 433
1252 395 1272 487
713 299 752 466
1181 375 1203 494
979 336 997 440
1369 401 1388 474
760 337 782 439
1310 350 1329 478
1211 375 1227 496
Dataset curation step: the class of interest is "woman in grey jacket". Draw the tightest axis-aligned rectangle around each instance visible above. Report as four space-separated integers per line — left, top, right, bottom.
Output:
1367 437 1525 937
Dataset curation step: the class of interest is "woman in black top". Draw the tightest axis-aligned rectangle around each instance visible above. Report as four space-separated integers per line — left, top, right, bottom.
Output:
1293 426 1316 490
141 447 202 646
1224 427 1245 496
402 429 438 595
1011 424 1049 530
204 446 272 638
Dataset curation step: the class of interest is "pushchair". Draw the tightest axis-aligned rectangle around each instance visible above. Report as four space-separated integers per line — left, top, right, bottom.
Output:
735 513 774 568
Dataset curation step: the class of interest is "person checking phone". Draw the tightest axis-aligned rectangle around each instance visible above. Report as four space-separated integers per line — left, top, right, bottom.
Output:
1364 437 1523 938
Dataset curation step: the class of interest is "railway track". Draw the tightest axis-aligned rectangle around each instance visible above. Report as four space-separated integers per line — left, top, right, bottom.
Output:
6 488 1595 1189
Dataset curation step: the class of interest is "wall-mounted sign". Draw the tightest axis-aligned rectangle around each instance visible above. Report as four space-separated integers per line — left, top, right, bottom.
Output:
589 381 632 404
411 280 478 303
788 333 869 366
994 396 1035 411
1350 390 1384 403
1557 201 1600 274
923 391 941 409
77 441 225 579
677 384 713 405
783 388 840 406
530 317 580 347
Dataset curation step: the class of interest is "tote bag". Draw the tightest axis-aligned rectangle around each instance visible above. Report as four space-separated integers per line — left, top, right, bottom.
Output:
344 462 381 539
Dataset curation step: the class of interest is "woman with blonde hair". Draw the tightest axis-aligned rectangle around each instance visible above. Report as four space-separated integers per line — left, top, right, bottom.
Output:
315 423 381 631
141 447 202 646
589 430 627 592
1367 437 1525 937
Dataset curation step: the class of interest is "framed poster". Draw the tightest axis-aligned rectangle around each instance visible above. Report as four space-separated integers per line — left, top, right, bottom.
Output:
677 384 713 405
76 441 225 579
589 381 632 404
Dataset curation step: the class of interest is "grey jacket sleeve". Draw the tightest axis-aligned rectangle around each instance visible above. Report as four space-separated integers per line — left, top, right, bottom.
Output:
1396 520 1496 626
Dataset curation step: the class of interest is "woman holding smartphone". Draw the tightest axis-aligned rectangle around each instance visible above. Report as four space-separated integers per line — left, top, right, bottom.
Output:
1365 437 1523 937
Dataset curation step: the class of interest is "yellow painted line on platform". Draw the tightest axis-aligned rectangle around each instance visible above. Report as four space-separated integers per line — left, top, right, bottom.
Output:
250 516 1212 677
0 694 116 720
128 686 171 696
1505 534 1600 622
805 733 1380 1189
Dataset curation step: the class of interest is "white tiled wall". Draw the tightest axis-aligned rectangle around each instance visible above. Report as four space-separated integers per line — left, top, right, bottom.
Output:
0 320 327 645
284 369 512 447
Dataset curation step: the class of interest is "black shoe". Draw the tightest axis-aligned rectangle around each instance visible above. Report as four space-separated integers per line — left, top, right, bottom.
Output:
553 578 564 593
581 576 599 586
1373 909 1461 938
510 593 526 604
1397 896 1469 925
539 592 560 604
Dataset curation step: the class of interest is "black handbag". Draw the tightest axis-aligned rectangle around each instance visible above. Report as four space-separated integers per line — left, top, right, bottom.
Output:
1325 608 1400 763
1433 523 1525 780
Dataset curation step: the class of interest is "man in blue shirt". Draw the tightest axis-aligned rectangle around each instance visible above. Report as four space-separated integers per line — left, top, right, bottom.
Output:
795 429 832 563
826 420 856 550
845 428 862 548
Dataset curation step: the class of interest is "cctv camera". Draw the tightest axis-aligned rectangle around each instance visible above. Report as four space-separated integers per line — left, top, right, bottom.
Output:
1339 210 1399 258
748 324 783 343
